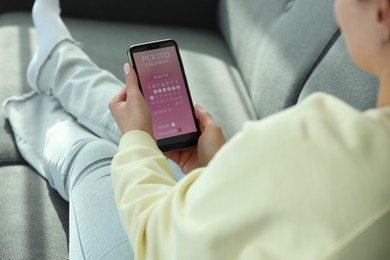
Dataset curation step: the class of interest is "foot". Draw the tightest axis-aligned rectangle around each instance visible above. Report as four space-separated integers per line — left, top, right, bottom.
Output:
27 0 73 93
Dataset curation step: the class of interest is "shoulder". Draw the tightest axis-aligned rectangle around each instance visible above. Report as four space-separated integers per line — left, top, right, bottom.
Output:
219 92 390 174
237 93 357 145
242 92 387 143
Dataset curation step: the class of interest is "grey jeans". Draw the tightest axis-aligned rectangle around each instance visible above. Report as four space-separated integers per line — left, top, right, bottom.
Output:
4 41 185 259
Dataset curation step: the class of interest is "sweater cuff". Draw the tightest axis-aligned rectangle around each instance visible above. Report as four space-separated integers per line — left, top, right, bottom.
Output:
118 130 159 152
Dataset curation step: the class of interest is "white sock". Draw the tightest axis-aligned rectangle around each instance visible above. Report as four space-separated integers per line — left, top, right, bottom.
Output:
27 0 73 92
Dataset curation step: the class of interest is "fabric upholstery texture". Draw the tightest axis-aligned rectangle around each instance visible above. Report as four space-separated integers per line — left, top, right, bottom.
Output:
0 166 69 259
219 0 347 118
299 36 378 109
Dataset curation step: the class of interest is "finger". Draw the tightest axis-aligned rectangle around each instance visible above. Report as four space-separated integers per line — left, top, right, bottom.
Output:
108 87 127 110
116 87 127 102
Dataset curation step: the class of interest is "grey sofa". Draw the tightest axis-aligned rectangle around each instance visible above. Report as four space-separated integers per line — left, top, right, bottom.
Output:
0 0 378 259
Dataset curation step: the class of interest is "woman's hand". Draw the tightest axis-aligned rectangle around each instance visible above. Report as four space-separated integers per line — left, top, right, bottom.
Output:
108 63 154 137
165 104 226 174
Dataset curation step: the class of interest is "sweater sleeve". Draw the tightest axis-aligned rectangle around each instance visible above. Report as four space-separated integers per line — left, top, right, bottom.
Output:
111 130 204 259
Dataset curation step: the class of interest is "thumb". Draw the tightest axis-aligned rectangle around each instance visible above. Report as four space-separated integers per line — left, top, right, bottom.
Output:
124 63 141 95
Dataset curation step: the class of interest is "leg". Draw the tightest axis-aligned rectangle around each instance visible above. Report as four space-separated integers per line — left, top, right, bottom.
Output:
4 94 133 259
67 139 135 259
27 0 123 143
38 41 124 144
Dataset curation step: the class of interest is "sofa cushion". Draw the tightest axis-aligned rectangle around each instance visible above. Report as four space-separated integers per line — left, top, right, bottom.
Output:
0 14 32 165
0 121 24 165
218 0 338 118
0 165 69 259
299 36 378 110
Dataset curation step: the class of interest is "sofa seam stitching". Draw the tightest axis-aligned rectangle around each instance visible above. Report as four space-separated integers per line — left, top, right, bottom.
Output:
292 28 341 105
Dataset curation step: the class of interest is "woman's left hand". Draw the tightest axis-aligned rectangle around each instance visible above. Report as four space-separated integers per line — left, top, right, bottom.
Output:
165 104 226 174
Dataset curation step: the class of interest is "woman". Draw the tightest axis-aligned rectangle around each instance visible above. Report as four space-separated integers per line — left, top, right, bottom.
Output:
109 0 390 259
4 0 390 259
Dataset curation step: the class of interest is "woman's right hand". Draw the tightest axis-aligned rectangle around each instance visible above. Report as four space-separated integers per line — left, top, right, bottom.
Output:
108 63 154 138
165 104 226 174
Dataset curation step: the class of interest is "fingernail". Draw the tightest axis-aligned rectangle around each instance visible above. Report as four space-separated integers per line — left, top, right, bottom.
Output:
195 103 204 110
124 63 131 76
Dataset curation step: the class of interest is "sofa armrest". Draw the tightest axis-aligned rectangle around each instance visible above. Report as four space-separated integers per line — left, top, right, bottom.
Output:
0 0 219 29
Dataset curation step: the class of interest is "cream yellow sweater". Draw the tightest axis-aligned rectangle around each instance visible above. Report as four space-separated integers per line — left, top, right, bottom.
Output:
111 93 390 260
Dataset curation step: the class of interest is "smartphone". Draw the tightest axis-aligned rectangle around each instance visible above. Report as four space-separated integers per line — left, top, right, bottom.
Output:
128 39 200 152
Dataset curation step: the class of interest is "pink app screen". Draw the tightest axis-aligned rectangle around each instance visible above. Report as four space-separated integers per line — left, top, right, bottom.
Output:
133 46 197 140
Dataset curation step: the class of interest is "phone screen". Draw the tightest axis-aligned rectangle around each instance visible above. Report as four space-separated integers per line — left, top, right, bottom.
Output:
129 40 200 151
